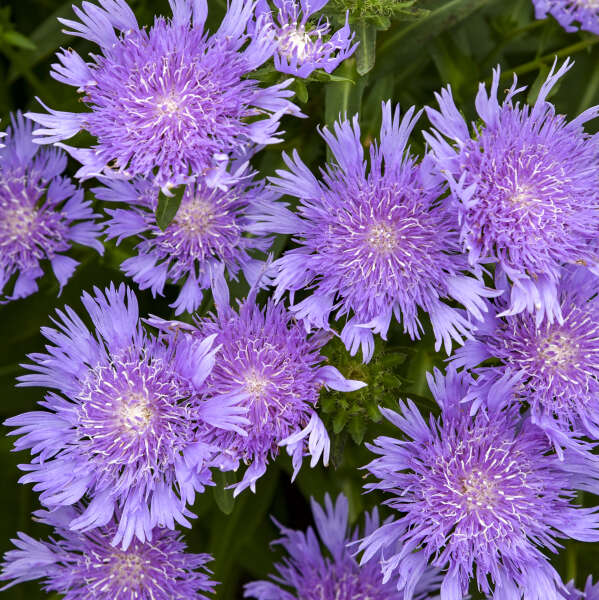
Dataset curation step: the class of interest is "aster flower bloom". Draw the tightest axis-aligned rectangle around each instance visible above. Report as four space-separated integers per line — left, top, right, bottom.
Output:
5 283 248 549
425 59 599 326
263 102 495 363
533 0 599 35
0 505 216 599
0 112 103 301
452 266 599 449
244 493 442 600
254 0 356 78
97 162 279 315
150 272 365 496
26 0 300 185
359 367 599 600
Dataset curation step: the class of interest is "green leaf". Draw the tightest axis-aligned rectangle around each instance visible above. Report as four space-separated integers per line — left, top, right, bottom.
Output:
324 58 367 129
212 470 236 515
308 69 355 83
293 78 309 103
155 185 185 231
355 20 378 76
3 30 36 51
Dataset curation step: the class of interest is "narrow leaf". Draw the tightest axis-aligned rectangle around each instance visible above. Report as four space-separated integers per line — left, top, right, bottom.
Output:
3 30 36 51
156 185 185 231
355 20 377 76
212 470 236 515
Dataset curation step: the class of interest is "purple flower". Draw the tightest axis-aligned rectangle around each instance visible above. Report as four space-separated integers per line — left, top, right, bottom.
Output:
1 505 216 599
26 0 299 185
5 283 248 549
425 59 599 326
565 576 599 600
0 112 103 301
452 266 599 450
533 0 599 34
97 162 279 315
244 494 442 600
262 102 495 362
255 0 356 78
150 274 365 496
359 367 599 600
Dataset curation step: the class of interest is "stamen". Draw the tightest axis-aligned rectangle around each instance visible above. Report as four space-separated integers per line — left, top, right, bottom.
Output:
367 222 398 253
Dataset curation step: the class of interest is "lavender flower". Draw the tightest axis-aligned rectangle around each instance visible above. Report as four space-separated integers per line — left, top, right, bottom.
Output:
97 162 279 315
533 0 599 35
255 0 356 78
425 59 599 325
245 494 442 600
263 102 495 362
5 283 248 549
452 266 599 449
0 112 103 301
1 505 215 599
359 367 599 600
150 274 365 496
565 576 599 600
27 0 299 185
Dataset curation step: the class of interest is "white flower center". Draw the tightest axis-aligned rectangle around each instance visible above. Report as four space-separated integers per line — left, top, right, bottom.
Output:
460 469 498 511
110 551 146 588
174 198 216 236
367 222 398 253
117 391 154 433
508 184 539 210
280 27 312 60
156 94 182 117
1 204 38 242
537 330 578 370
245 371 270 399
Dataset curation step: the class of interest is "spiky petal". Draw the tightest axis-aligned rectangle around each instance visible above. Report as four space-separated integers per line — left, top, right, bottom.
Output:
359 367 599 600
425 59 599 325
244 493 442 600
255 0 356 78
0 505 216 599
5 283 248 548
0 112 103 301
27 0 299 185
263 102 495 362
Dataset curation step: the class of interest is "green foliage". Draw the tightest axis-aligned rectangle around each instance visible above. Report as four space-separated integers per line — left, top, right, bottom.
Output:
156 184 185 230
328 0 425 21
320 336 406 445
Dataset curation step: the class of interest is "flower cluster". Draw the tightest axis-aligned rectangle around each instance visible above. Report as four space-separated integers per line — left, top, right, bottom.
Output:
6 283 248 548
5 0 599 598
264 102 495 362
0 112 103 301
452 266 599 450
149 274 365 496
425 59 599 325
